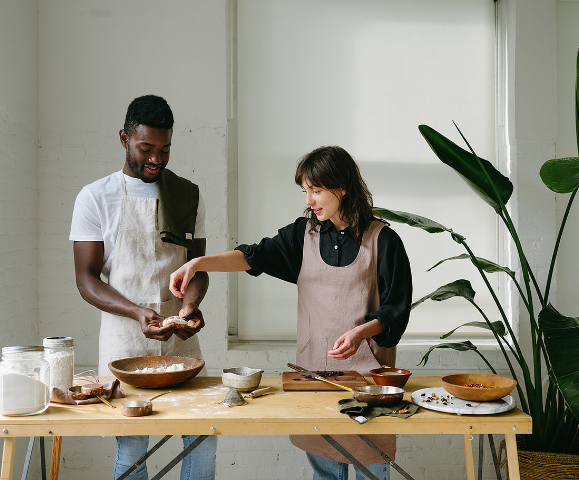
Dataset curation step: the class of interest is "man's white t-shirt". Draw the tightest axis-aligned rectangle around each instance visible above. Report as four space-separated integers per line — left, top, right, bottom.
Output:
70 170 206 278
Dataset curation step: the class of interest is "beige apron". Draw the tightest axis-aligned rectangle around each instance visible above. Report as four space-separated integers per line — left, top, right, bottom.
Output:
291 220 396 465
98 172 203 377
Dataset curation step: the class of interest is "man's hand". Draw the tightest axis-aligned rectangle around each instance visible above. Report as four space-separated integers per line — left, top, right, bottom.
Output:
173 303 206 340
137 308 175 341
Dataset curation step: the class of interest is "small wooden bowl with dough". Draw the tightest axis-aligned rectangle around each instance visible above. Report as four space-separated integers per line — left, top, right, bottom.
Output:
108 356 204 389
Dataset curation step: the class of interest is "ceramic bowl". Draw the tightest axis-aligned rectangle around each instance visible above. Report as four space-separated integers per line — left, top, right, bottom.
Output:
369 367 412 388
440 373 517 402
222 367 262 392
108 356 204 388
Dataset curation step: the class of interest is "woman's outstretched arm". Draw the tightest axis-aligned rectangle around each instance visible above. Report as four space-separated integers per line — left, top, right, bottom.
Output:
170 250 250 298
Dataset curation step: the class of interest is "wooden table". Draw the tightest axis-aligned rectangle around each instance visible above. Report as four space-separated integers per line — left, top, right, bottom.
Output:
1 376 531 480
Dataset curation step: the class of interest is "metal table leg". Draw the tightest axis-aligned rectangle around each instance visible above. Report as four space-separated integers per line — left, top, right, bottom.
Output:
477 434 504 480
40 438 46 480
20 438 35 480
150 435 209 480
357 435 414 480
487 435 503 480
321 435 379 480
115 435 173 480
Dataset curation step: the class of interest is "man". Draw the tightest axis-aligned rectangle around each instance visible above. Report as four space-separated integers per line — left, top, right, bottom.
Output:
70 95 217 480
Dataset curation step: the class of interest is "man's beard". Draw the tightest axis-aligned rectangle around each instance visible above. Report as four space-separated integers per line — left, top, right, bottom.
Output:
126 149 164 183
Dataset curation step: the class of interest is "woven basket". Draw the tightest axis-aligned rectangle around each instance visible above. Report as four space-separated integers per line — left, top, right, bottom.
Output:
499 438 579 479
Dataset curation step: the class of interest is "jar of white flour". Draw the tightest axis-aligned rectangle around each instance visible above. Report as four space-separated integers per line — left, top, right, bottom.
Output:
0 346 50 416
43 336 74 394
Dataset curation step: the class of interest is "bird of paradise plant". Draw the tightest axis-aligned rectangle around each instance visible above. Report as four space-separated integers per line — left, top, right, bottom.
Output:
374 52 579 454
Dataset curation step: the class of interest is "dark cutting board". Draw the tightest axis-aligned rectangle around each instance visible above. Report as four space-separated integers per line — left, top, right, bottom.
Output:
282 371 367 391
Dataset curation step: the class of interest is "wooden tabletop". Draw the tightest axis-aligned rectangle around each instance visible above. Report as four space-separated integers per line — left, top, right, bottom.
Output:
0 376 532 438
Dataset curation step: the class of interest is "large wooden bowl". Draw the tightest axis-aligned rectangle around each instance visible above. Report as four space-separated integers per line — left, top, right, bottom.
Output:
440 373 517 402
108 356 204 388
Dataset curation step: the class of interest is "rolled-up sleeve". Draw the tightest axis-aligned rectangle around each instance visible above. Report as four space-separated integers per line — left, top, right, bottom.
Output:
365 227 412 348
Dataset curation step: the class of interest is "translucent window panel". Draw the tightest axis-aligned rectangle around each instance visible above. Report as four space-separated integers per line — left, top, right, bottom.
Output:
237 0 497 341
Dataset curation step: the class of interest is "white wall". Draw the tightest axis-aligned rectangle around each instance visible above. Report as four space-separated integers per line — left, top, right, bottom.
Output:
555 0 579 316
0 0 40 474
0 0 39 353
0 0 565 479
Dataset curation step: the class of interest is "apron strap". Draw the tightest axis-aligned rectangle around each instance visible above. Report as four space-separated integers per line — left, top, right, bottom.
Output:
119 171 127 196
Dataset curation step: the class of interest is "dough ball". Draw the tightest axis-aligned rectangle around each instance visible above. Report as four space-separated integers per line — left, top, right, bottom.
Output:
162 316 188 327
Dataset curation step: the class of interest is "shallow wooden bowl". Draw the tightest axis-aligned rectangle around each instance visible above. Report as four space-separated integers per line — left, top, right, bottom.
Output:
440 373 517 402
369 367 411 388
108 356 204 388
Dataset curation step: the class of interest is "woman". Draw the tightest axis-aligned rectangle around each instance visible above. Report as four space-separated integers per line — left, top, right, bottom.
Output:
170 146 412 480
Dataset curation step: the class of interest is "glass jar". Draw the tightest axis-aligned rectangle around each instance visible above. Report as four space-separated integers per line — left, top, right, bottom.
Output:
43 336 74 394
0 346 50 416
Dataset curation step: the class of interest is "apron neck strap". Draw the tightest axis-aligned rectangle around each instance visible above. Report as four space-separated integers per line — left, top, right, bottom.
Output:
118 171 127 196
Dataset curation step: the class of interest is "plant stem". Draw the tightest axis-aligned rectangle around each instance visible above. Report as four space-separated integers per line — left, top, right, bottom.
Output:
544 189 578 306
453 123 543 418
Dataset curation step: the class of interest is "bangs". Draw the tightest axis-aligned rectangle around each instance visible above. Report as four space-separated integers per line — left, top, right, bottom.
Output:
294 153 340 190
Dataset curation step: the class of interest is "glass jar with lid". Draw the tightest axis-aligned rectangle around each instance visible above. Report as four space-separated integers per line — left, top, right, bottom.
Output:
43 336 74 394
0 346 50 416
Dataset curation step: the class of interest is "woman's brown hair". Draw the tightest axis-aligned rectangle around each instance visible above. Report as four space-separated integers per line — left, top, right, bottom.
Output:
295 146 380 244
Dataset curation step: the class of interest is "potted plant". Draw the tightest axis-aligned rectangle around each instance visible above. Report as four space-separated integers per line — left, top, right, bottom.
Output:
375 51 579 476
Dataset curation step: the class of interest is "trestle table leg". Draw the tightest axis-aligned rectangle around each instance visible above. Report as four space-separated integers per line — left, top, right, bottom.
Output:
463 434 476 480
49 437 62 480
1 437 16 480
504 434 520 480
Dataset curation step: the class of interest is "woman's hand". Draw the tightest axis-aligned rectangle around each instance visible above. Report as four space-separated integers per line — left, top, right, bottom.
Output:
169 260 198 298
327 328 364 360
327 320 385 360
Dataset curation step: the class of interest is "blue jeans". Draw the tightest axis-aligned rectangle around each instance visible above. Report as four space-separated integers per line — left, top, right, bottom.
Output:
306 452 390 480
114 435 217 480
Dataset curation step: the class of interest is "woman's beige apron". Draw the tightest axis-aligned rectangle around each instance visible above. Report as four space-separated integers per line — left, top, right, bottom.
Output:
98 173 203 377
290 220 397 465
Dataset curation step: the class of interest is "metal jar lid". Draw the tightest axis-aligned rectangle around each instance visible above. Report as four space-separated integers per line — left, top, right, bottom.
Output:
2 346 45 354
43 337 74 348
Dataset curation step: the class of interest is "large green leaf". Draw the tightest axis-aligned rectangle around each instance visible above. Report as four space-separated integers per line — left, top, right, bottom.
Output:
540 158 579 193
374 208 465 243
538 304 579 421
411 279 475 310
427 253 515 278
419 124 513 213
440 321 506 339
418 340 484 366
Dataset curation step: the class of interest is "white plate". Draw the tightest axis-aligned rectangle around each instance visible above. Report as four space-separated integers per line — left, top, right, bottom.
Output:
411 387 516 415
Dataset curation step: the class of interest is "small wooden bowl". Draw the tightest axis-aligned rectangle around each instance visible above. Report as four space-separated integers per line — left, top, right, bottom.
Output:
440 373 517 402
108 356 204 388
369 367 412 388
